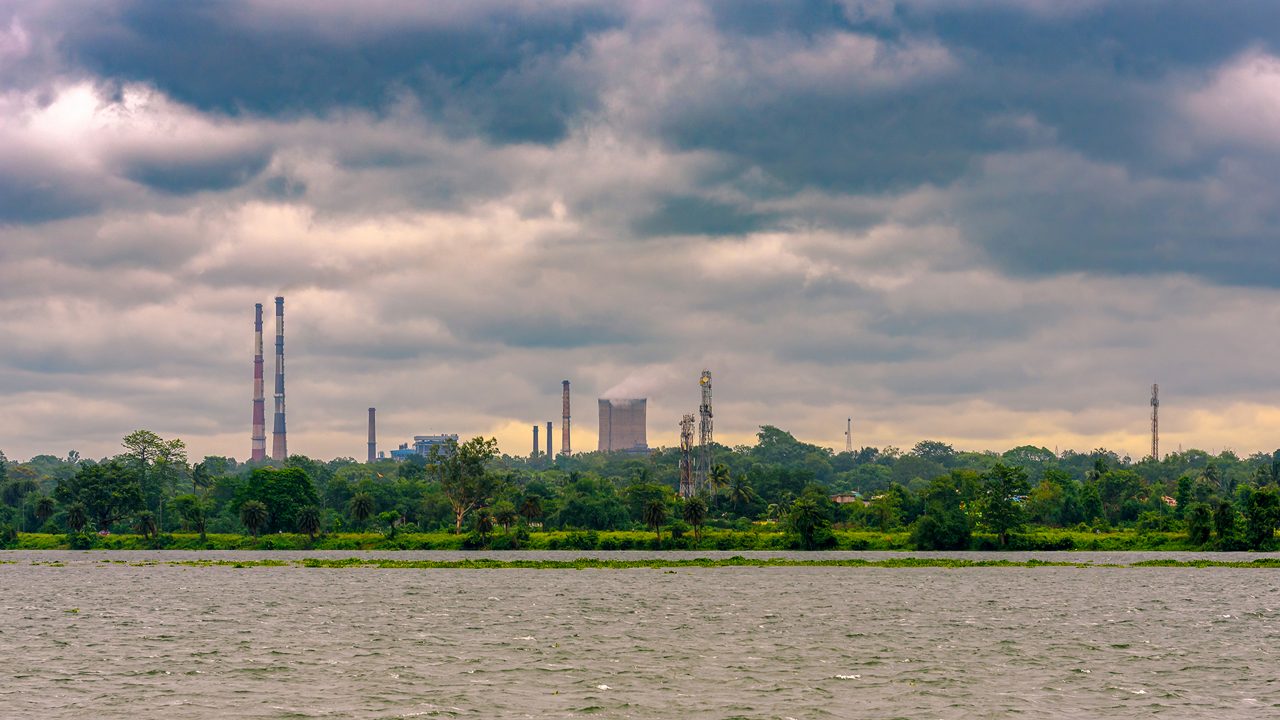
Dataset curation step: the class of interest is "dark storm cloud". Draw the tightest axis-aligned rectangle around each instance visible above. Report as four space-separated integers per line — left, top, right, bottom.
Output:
121 147 271 195
55 0 617 143
633 195 776 237
6 1 1280 458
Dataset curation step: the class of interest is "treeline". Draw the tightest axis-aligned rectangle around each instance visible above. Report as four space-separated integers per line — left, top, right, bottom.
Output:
2 426 1279 550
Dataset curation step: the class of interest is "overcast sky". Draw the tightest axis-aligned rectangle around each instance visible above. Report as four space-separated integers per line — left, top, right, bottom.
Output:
4 0 1280 462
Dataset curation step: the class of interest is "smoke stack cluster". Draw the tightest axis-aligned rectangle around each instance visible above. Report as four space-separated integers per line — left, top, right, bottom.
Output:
271 296 288 461
250 304 267 462
368 408 377 463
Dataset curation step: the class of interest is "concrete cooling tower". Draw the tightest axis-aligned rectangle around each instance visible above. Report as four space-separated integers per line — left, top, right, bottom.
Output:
598 398 648 453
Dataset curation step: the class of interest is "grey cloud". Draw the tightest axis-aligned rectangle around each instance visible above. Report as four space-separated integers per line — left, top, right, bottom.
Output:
121 147 272 194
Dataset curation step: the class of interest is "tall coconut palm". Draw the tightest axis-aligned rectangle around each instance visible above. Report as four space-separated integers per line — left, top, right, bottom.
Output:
34 496 56 528
643 499 667 542
519 495 542 527
728 474 757 514
240 500 269 537
710 463 731 500
348 492 374 529
65 502 88 533
296 505 322 541
682 496 708 543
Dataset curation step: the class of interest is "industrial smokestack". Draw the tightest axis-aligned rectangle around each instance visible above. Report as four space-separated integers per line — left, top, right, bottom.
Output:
532 424 539 458
368 408 376 464
561 380 571 457
547 421 553 460
271 296 287 461
250 303 266 462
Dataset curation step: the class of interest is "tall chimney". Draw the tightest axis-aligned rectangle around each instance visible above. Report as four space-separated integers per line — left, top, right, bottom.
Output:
250 303 266 462
561 380 571 457
271 296 287 461
532 424 539 458
367 408 376 464
547 421 553 460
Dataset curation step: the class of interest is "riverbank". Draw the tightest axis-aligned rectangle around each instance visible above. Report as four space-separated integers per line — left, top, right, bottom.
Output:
5 527 1203 551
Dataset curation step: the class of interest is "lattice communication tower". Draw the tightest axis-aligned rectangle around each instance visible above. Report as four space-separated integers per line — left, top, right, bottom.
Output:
697 370 713 494
1150 383 1159 461
679 414 695 498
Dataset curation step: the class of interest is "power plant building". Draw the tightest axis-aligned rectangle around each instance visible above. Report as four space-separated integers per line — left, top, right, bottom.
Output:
390 434 459 461
598 398 648 453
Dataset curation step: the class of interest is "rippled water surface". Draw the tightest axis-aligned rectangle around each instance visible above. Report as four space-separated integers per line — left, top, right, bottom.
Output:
3 551 1279 719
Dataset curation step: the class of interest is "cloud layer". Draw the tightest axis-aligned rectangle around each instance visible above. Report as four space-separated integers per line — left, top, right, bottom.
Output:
3 0 1280 461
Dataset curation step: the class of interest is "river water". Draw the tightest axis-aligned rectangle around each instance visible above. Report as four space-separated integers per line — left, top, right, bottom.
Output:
2 551 1278 719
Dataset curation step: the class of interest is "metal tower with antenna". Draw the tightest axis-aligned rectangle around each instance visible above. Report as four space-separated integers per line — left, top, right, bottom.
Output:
679 414 695 498
1150 383 1160 461
845 418 852 453
696 370 713 494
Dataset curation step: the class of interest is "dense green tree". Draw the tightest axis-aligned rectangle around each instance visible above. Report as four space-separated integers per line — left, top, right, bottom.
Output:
912 440 957 466
786 497 831 550
1213 499 1238 545
239 500 268 537
912 474 974 550
54 460 143 531
1185 502 1212 545
378 510 402 538
979 463 1029 546
435 437 499 533
296 505 322 540
2 477 38 507
235 466 318 533
1242 485 1280 550
171 494 209 540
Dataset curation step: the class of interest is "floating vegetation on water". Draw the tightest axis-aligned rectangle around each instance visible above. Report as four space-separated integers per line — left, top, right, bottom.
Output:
9 555 1280 570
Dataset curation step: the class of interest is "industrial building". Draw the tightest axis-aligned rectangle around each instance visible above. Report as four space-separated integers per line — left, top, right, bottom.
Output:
598 398 648 453
390 434 459 461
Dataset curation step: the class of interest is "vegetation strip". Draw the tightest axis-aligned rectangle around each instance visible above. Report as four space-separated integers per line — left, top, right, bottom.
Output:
85 556 1279 570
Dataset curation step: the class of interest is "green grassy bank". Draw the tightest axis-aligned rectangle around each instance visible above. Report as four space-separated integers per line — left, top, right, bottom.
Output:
3 527 1201 552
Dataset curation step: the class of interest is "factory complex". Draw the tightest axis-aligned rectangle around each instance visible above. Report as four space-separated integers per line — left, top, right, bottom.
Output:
246 300 714 476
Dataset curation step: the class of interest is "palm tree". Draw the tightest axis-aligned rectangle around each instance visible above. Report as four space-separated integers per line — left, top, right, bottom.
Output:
519 495 542 528
134 510 158 540
728 474 756 514
682 495 708 543
474 512 494 542
65 502 88 533
348 492 374 530
296 505 322 541
240 500 269 537
493 501 518 531
643 499 667 542
710 463 731 498
34 496 56 528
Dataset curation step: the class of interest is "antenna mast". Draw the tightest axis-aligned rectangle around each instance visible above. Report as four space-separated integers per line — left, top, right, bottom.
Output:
1150 383 1159 461
679 414 695 498
696 370 713 494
